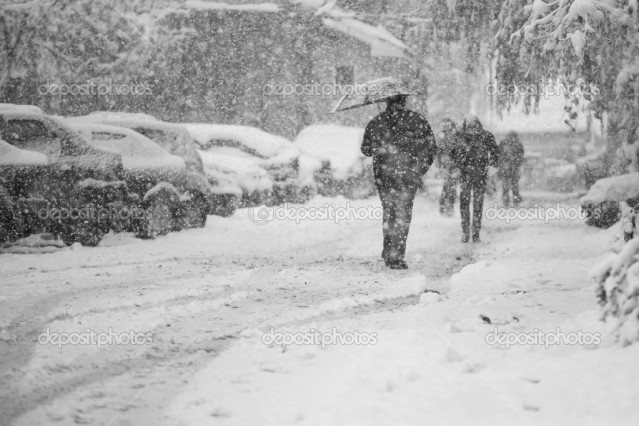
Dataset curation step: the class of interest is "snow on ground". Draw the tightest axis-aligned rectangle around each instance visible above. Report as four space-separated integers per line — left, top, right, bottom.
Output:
166 198 637 426
1 192 636 425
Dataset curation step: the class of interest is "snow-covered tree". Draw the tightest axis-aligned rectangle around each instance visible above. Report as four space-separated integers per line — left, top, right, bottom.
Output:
493 0 639 141
593 235 639 345
0 0 166 113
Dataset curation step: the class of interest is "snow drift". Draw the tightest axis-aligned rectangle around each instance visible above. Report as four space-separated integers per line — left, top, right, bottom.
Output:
592 238 639 345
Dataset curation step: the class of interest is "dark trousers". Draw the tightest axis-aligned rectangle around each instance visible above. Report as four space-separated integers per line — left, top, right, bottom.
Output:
501 171 521 207
459 174 487 240
378 186 417 262
439 168 457 215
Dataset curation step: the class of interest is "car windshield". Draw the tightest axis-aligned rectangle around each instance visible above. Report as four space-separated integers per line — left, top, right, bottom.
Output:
133 126 204 173
3 119 61 156
203 138 266 159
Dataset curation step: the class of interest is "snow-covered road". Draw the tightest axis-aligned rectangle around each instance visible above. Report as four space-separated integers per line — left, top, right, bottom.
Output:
1 194 637 425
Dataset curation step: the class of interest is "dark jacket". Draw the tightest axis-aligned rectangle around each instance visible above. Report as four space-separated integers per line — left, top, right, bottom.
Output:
361 107 437 190
437 130 460 170
451 119 500 181
498 134 525 178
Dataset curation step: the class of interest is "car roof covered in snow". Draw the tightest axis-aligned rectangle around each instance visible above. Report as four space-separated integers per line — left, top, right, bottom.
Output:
71 115 194 138
1 111 94 142
294 124 366 180
0 139 49 166
85 111 160 122
0 103 44 115
184 123 299 159
68 114 204 173
67 123 186 171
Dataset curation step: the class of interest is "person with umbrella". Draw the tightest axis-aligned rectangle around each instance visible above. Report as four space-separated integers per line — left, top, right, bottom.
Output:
334 77 437 269
451 116 500 243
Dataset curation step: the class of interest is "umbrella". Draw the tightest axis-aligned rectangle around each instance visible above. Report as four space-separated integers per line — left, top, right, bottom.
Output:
331 76 416 113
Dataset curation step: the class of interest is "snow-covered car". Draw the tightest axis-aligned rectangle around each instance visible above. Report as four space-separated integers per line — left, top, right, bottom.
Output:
196 148 272 207
0 103 45 114
185 123 316 206
0 140 48 244
72 112 240 217
294 124 375 199
68 123 222 237
0 110 126 246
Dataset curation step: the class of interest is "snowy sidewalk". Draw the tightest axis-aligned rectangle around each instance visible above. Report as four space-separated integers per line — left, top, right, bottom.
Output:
167 201 639 426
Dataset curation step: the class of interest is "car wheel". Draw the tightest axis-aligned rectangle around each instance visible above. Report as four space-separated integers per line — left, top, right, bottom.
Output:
210 194 238 218
135 193 176 239
0 191 24 245
60 220 105 247
182 192 208 228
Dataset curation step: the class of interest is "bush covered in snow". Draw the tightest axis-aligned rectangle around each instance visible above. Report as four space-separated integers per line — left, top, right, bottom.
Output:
592 238 639 345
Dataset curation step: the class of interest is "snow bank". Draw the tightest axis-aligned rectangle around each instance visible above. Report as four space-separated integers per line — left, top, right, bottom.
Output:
592 238 639 345
294 124 366 180
0 139 48 166
581 173 639 204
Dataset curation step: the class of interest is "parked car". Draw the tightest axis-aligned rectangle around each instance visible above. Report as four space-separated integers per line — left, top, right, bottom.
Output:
185 123 317 206
294 124 375 199
74 112 240 218
69 122 226 237
0 140 48 244
196 148 273 208
0 109 125 246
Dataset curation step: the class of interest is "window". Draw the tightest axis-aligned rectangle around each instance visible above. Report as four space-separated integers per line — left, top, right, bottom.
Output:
134 128 175 152
4 119 61 156
92 131 126 141
206 138 264 158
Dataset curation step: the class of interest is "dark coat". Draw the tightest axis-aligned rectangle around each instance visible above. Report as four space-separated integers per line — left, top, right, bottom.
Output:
361 107 437 190
451 125 500 182
498 134 525 178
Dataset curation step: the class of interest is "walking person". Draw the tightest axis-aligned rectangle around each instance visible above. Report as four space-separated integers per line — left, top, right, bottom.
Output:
437 118 460 216
498 131 525 207
451 116 500 243
361 95 437 269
